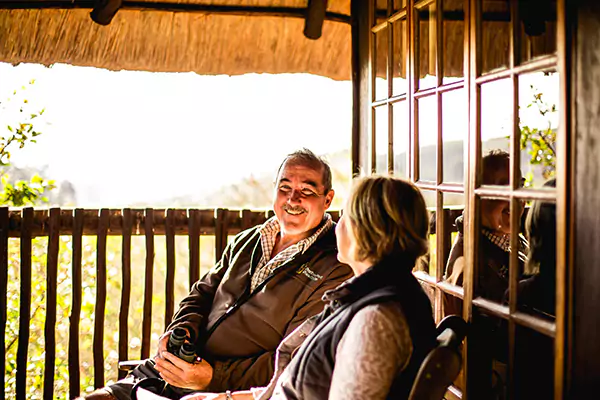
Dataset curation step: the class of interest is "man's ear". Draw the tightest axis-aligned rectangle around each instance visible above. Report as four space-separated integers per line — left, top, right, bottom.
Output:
324 190 335 209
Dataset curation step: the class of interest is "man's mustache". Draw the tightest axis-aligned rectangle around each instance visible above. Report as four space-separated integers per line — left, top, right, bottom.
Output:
282 204 307 213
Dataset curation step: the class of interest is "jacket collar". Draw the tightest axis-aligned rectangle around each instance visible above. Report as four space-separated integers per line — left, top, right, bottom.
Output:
322 255 414 307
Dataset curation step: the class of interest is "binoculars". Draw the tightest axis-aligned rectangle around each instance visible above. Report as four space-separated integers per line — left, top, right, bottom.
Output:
167 327 197 363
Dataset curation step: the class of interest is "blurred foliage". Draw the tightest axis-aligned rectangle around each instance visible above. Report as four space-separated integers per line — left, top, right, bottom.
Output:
519 86 557 187
0 80 56 206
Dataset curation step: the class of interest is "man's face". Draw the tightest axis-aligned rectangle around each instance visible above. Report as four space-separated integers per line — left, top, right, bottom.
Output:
481 163 524 234
273 161 334 238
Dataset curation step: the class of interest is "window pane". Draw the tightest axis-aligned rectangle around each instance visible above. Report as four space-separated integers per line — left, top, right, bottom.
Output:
392 100 408 177
518 70 559 189
374 28 389 101
477 196 527 304
418 95 438 182
481 79 511 186
415 190 437 276
443 0 465 84
482 0 510 74
392 19 408 96
417 2 437 90
517 195 557 318
514 325 554 398
375 0 388 25
392 0 407 14
374 105 389 174
519 0 557 63
442 89 466 183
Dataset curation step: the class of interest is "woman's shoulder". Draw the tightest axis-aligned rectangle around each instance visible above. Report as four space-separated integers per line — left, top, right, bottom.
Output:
349 302 410 337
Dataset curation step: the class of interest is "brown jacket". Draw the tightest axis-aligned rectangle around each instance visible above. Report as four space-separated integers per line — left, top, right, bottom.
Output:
167 222 353 392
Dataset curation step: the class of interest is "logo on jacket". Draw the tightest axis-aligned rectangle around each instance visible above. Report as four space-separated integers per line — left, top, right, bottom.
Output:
296 263 323 281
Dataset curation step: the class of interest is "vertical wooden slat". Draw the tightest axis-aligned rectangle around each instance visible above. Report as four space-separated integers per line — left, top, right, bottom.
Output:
507 2 520 397
351 0 371 176
43 208 60 399
16 207 33 400
118 209 132 380
215 209 228 263
69 209 83 399
93 209 109 388
555 0 571 398
188 209 200 288
165 209 176 330
141 208 154 359
0 207 9 395
465 0 481 397
241 209 253 231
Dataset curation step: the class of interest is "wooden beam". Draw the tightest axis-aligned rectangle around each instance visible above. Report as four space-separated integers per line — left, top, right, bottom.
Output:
0 1 352 24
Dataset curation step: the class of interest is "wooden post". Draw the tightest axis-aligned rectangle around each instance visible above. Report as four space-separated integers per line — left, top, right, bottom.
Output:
570 0 600 396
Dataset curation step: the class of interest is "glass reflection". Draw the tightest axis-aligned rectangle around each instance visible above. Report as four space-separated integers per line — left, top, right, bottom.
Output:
374 28 389 101
482 0 510 74
481 79 511 163
519 70 559 188
417 2 437 89
442 89 465 183
392 100 408 177
518 180 557 317
392 0 407 14
445 151 528 304
514 325 554 398
375 105 389 174
418 95 437 182
415 190 436 276
443 0 465 84
375 0 388 25
519 0 557 63
392 19 408 96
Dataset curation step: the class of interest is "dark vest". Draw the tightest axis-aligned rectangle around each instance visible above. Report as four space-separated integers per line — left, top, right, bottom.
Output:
280 257 437 399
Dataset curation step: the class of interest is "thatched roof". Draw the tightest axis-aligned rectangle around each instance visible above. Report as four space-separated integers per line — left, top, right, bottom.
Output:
0 0 352 80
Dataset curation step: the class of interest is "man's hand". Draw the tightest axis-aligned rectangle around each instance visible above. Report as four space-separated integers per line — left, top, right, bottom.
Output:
154 351 213 391
154 331 171 359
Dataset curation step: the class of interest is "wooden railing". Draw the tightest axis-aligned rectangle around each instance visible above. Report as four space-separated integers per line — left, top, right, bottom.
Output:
0 207 462 399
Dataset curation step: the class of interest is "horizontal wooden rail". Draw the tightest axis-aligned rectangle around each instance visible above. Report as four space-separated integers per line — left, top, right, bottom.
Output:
0 208 458 237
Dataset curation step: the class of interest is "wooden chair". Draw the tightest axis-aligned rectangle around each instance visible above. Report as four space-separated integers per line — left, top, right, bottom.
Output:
408 315 468 400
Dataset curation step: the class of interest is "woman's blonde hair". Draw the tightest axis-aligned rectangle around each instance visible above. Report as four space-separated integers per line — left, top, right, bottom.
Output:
345 176 430 265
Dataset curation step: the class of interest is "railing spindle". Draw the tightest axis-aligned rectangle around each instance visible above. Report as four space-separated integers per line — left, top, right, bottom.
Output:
215 209 228 263
141 209 154 359
165 209 176 330
118 209 132 380
188 209 200 288
93 209 109 388
68 209 83 399
0 207 9 396
16 207 33 400
43 208 60 399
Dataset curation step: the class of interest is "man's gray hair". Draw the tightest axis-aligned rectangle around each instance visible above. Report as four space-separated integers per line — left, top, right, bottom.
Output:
276 148 333 194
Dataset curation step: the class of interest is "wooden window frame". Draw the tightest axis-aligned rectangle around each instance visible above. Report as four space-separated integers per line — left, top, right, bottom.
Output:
365 0 568 397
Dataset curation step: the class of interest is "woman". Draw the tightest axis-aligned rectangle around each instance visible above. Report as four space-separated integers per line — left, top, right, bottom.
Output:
182 176 436 400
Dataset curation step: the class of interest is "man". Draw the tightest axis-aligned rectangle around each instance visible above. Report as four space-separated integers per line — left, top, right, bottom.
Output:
444 149 528 305
83 149 353 399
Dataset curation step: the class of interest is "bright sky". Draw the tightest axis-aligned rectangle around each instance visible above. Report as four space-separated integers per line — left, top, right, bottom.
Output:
0 63 352 206
0 62 558 207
